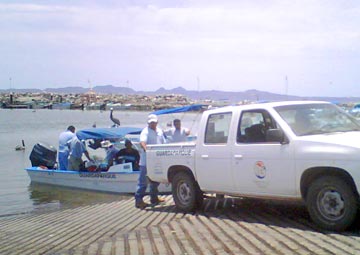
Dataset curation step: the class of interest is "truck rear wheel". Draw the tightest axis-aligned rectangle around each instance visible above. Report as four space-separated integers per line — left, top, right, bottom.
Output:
306 176 358 231
172 172 203 212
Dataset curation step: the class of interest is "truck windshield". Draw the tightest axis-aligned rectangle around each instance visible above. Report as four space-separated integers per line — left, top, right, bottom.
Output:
274 103 360 136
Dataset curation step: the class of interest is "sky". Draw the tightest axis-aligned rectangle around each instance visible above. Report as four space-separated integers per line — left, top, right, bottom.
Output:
1 0 360 97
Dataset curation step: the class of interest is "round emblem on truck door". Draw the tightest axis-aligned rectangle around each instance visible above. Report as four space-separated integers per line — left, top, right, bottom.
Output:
254 161 266 179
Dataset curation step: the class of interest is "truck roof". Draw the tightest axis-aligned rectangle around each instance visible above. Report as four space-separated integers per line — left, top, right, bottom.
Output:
205 100 331 114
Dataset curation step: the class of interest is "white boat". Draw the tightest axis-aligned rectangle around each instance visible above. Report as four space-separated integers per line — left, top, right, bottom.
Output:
25 166 171 194
26 126 171 194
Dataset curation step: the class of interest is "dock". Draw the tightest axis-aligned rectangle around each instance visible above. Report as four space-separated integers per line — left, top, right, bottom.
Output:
1 195 360 255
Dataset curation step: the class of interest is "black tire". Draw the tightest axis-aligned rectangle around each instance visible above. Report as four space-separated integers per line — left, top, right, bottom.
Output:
172 172 203 212
195 186 204 209
306 176 358 231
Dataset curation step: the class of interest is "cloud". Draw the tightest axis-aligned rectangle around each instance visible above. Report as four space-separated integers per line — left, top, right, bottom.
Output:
2 1 359 53
1 1 360 96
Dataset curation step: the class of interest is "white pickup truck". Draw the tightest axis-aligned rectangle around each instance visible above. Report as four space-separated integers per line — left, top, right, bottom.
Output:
147 101 360 231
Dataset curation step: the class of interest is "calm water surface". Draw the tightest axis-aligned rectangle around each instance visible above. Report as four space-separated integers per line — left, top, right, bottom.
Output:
0 109 200 217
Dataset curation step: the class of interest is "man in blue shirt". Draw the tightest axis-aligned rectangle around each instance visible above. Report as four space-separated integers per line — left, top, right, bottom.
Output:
116 139 140 170
68 136 92 171
58 126 76 170
135 114 166 209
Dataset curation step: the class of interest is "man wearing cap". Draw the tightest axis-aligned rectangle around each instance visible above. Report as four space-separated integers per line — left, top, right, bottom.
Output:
58 125 76 170
135 114 166 209
115 139 140 170
101 140 120 167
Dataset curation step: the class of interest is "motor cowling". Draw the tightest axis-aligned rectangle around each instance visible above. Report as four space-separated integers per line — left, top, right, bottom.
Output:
30 142 57 169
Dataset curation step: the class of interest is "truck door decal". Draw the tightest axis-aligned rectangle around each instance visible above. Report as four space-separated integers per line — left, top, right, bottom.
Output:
254 161 266 179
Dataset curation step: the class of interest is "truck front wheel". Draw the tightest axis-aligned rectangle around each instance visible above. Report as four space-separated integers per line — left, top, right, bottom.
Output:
172 172 202 212
306 176 358 231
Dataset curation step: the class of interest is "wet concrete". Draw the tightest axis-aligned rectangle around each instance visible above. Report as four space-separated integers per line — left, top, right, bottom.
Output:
1 196 360 255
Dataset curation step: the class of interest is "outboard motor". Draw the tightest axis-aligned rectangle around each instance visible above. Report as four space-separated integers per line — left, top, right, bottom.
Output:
30 142 57 169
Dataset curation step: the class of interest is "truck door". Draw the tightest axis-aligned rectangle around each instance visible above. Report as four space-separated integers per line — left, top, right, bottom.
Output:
196 112 236 192
233 109 296 196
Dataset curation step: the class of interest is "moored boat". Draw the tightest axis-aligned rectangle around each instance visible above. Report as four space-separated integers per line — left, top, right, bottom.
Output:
25 167 171 194
25 126 172 194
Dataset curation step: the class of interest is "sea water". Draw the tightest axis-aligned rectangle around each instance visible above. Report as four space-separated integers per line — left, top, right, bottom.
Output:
0 109 201 217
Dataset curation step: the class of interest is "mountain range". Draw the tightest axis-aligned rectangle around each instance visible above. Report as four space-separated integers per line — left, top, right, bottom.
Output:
1 85 359 103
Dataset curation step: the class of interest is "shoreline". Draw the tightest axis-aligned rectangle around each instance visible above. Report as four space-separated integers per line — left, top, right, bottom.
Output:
0 92 218 111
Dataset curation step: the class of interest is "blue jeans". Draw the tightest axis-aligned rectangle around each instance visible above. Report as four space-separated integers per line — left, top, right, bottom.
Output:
135 165 159 203
58 151 69 170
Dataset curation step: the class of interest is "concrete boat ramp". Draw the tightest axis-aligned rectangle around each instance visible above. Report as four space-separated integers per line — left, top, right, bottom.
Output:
1 195 360 255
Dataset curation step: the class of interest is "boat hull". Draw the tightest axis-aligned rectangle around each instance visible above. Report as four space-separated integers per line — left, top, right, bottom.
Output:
25 167 171 194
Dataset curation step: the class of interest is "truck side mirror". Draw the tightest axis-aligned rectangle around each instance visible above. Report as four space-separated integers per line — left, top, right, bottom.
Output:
265 129 288 144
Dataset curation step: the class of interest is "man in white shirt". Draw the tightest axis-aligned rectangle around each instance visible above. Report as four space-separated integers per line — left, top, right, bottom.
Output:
58 126 76 170
165 119 190 143
135 114 166 209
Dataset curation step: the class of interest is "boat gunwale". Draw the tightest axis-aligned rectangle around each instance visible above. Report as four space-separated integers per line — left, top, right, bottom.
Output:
25 167 139 175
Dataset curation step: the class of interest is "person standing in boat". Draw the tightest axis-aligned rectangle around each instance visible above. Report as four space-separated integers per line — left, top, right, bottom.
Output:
164 119 190 143
58 125 76 170
135 114 166 209
68 136 92 171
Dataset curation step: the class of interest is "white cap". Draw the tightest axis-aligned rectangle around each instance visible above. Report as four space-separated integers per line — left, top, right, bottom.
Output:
101 140 113 148
147 114 158 124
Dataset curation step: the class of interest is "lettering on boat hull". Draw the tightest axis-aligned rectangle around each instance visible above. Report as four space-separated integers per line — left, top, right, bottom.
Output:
79 173 116 179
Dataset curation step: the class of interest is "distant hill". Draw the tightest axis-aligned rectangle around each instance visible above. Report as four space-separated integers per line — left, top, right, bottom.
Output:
44 85 136 94
0 88 43 93
142 86 358 103
46 86 88 94
1 85 359 103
